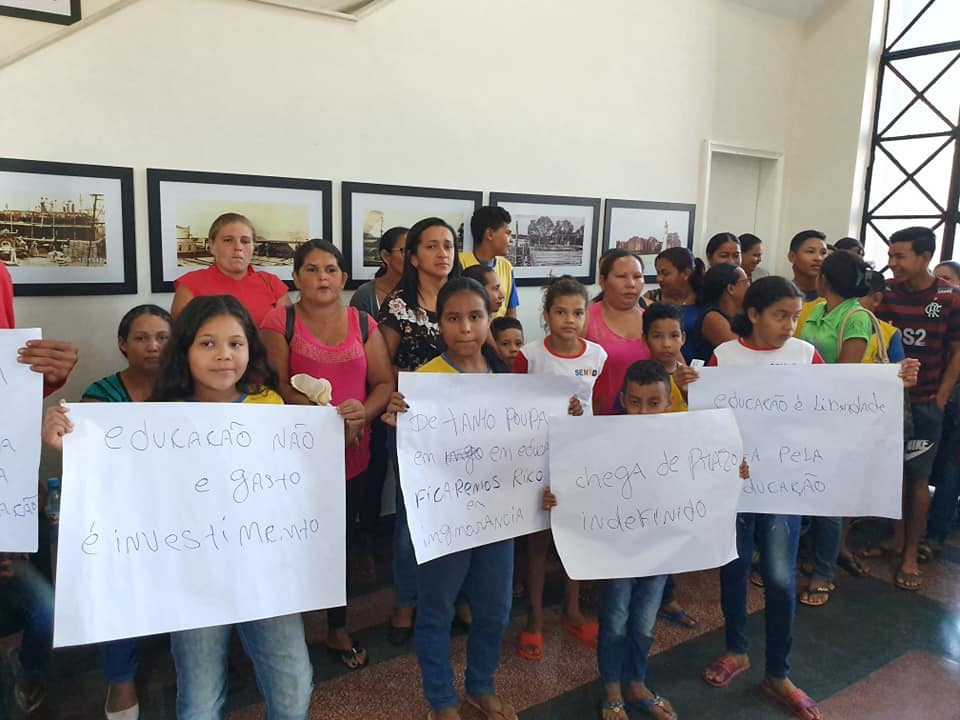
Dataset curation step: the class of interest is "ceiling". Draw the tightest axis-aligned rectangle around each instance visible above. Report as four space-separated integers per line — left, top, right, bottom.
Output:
731 0 835 23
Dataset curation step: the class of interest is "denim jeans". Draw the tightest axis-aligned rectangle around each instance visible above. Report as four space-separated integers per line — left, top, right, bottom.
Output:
390 426 418 609
598 575 667 684
928 412 960 543
0 559 53 678
720 513 800 679
809 516 841 582
102 638 137 683
414 540 513 711
660 575 675 605
169 614 313 720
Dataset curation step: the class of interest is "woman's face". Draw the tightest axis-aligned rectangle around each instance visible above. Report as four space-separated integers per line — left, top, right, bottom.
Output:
789 237 827 282
727 267 750 307
600 256 644 309
655 258 690 297
708 241 741 267
411 226 455 281
294 249 346 304
380 233 407 278
934 264 960 287
209 221 255 278
741 242 763 275
120 313 170 373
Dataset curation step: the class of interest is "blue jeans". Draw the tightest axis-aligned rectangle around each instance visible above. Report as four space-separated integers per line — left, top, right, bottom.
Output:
390 426 417 609
0 559 53 678
169 615 313 720
809 516 841 582
720 513 800 679
928 413 960 543
414 540 513 711
102 638 137 683
598 575 667 684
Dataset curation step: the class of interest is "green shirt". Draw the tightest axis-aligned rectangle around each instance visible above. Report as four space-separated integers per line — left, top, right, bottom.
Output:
799 297 873 364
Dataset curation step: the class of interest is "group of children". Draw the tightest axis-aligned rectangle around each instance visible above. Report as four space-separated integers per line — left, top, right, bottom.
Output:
15 206 945 720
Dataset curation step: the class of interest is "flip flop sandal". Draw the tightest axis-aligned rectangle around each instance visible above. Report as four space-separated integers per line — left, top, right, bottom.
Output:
798 583 835 607
600 699 627 718
463 695 517 720
327 642 369 670
517 631 544 661
749 569 764 587
895 568 923 591
657 607 700 628
703 656 751 687
759 678 821 720
627 694 678 720
561 621 599 649
837 552 870 577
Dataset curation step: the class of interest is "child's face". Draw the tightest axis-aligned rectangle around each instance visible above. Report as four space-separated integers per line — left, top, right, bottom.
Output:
439 291 489 361
484 274 505 314
748 296 803 349
487 223 512 257
644 318 683 367
188 314 250 400
495 328 524 363
294 249 347 303
545 293 586 341
789 237 827 281
620 380 672 415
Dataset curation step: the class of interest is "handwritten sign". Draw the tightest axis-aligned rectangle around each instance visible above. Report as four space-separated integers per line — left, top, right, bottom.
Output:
688 364 903 517
54 402 345 647
549 410 742 580
397 373 578 563
0 329 42 553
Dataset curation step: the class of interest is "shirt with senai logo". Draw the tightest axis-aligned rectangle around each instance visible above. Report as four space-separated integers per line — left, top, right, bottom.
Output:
877 277 960 403
512 337 608 416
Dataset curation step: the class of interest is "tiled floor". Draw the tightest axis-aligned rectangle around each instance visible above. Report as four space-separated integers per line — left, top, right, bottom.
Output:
12 520 960 720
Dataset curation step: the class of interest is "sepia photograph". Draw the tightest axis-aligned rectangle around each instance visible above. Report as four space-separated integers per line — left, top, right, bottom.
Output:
0 0 80 24
341 182 481 289
0 158 136 295
147 169 332 293
489 192 600 285
603 199 696 282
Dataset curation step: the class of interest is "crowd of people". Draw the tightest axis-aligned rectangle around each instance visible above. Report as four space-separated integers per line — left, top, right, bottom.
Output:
0 206 955 720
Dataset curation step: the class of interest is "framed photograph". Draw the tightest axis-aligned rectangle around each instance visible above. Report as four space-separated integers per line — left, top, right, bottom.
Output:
0 158 136 296
341 182 482 289
602 199 696 282
489 192 600 285
147 168 332 293
0 0 80 24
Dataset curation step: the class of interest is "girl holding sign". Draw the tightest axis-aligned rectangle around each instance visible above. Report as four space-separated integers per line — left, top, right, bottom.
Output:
383 277 515 720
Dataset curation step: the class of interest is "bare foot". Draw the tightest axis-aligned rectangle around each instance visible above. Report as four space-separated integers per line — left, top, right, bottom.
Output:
704 652 749 685
391 606 414 628
105 680 138 713
763 676 822 720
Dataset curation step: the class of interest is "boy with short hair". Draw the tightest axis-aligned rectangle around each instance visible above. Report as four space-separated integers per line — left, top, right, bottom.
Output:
491 316 524 366
461 206 519 319
642 302 689 412
876 226 960 591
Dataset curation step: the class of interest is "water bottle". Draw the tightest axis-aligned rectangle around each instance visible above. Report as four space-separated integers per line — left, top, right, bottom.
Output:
46 477 60 579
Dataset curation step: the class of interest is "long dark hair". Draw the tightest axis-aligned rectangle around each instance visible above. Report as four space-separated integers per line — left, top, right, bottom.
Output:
393 217 462 312
593 248 643 303
700 263 742 306
152 295 278 401
820 250 872 299
730 276 803 338
656 247 705 295
436 277 508 373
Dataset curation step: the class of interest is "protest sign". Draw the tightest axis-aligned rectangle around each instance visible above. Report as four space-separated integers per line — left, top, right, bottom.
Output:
397 372 577 563
549 410 742 580
688 364 903 517
54 402 345 647
0 328 42 552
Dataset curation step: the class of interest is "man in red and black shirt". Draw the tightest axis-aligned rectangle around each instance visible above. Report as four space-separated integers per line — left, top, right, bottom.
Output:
877 226 960 591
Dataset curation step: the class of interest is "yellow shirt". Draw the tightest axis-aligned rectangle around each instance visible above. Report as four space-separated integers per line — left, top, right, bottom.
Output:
794 297 825 337
417 355 462 374
459 252 515 319
242 387 284 404
669 376 687 413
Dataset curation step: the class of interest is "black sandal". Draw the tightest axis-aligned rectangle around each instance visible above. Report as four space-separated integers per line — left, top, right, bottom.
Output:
837 552 870 577
327 642 369 670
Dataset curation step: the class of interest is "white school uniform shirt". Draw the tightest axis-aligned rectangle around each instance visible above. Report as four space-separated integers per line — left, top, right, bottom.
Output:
708 337 824 367
513 337 608 416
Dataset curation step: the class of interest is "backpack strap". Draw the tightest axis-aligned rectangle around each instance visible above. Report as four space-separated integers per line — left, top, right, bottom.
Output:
285 304 296 344
837 304 888 363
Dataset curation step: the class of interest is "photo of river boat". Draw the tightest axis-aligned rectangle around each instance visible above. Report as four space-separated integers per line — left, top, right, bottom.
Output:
0 194 107 268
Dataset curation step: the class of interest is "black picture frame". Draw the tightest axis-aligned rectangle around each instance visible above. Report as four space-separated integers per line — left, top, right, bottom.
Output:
489 192 601 285
0 157 136 296
147 168 333 293
341 182 482 289
602 199 697 282
0 0 80 24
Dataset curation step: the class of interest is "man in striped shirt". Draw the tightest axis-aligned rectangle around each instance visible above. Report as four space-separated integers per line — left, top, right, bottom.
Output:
877 226 960 591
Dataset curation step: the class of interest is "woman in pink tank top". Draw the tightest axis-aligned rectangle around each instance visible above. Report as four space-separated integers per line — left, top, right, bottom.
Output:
584 249 650 415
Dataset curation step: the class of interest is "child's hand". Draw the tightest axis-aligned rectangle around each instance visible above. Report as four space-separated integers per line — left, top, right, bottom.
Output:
568 395 583 416
337 399 365 447
739 458 750 479
41 401 73 451
674 364 700 392
898 358 920 389
542 487 557 510
381 391 408 428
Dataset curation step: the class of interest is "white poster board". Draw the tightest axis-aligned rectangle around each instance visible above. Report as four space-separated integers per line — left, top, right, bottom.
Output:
688 364 904 517
549 410 742 580
54 403 345 647
0 329 42 552
397 373 578 563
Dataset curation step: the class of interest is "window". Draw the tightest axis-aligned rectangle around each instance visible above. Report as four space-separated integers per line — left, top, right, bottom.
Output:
861 0 960 265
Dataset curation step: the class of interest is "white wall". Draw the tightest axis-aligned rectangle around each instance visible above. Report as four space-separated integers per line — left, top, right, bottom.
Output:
2 0 858 401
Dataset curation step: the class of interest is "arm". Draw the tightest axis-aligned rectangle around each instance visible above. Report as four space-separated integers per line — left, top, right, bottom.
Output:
837 338 868 364
170 285 195 320
260 328 311 406
701 311 737 348
364 327 395 424
506 277 519 319
275 293 292 308
379 323 403 380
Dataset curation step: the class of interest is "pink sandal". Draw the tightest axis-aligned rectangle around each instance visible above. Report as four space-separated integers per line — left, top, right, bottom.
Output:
703 655 751 687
